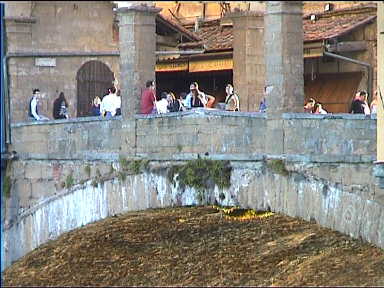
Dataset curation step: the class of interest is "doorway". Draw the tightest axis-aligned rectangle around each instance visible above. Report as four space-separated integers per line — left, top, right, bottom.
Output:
76 60 114 117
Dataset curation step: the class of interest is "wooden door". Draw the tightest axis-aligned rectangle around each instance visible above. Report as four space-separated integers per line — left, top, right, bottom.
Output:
76 60 114 117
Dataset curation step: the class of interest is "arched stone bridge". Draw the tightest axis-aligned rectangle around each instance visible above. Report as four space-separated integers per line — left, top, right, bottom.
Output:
3 110 382 269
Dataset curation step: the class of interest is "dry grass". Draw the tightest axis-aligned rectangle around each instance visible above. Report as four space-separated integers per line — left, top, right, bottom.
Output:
3 206 384 286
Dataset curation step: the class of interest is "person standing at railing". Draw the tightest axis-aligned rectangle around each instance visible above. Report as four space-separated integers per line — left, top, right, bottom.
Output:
140 80 157 114
351 90 370 115
100 87 120 118
53 92 69 119
370 91 378 115
185 82 215 109
29 88 49 121
224 84 239 111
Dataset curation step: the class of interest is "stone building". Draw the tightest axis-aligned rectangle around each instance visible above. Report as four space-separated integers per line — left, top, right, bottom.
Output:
3 1 198 123
155 2 377 113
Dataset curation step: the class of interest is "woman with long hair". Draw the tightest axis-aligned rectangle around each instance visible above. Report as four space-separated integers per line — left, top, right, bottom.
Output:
53 92 69 119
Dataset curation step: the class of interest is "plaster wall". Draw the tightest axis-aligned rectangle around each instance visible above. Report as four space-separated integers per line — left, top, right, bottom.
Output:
7 57 120 123
5 1 118 52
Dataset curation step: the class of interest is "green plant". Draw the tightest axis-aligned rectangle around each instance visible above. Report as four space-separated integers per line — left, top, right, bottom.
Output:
266 159 289 176
3 176 11 198
91 179 98 188
118 171 127 182
167 159 232 203
141 159 150 171
177 144 183 152
119 156 129 170
129 160 142 175
84 165 91 178
65 173 75 188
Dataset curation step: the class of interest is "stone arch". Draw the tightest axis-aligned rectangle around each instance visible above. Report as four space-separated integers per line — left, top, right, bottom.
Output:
76 60 114 117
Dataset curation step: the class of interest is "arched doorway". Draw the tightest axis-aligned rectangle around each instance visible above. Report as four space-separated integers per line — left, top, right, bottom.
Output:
76 60 114 117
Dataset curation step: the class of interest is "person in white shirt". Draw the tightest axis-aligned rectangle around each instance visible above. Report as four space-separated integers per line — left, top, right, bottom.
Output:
156 92 169 114
100 87 120 117
29 88 49 121
314 103 328 114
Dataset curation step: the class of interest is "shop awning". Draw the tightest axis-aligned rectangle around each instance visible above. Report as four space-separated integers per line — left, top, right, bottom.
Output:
156 61 188 72
189 57 233 72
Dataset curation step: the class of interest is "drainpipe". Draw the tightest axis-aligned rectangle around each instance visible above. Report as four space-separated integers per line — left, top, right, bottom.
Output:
1 1 5 272
323 51 373 102
1 3 6 163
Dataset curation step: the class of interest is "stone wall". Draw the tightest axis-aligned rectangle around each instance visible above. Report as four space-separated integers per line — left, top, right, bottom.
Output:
4 157 383 268
4 110 381 269
7 57 120 122
4 1 118 52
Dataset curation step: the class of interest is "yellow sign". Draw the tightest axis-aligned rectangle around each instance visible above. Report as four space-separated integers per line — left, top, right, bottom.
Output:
303 47 323 58
189 58 233 72
156 61 188 72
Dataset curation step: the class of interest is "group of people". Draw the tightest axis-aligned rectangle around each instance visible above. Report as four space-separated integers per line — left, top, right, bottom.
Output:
350 90 377 115
304 98 328 114
29 82 380 121
140 80 240 115
29 86 122 121
90 87 121 117
304 89 379 115
29 89 69 121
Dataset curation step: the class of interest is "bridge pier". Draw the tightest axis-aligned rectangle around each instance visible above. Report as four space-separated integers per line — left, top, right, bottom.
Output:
264 1 304 155
117 4 161 155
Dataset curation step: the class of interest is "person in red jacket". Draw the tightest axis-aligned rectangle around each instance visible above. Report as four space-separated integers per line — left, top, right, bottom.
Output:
140 80 157 114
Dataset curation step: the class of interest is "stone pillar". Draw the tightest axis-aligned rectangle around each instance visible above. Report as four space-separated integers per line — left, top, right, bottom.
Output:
228 11 265 112
264 1 304 155
117 4 161 118
265 1 304 117
377 2 384 163
374 2 384 188
117 4 161 155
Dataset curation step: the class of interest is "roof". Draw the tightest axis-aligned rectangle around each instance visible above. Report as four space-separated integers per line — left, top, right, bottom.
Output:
156 14 201 42
178 19 233 51
178 4 376 51
303 4 376 42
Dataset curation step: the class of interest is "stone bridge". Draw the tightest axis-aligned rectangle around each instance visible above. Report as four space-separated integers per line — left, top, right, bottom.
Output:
3 110 382 268
2 1 384 270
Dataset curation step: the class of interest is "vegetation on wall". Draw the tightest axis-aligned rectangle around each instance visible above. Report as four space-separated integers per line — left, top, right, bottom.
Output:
3 175 11 198
167 158 232 202
266 159 289 176
84 165 91 178
65 173 75 189
118 156 149 181
3 160 12 198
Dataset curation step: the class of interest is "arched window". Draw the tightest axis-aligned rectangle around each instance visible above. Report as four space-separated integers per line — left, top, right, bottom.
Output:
76 60 114 117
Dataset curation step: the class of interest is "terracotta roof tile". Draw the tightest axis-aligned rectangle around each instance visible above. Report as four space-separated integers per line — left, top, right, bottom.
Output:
304 14 376 42
156 14 201 42
179 19 233 51
178 5 376 51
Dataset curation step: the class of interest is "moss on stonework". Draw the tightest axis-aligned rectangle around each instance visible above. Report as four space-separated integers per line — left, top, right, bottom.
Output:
119 157 149 175
84 165 91 178
266 159 289 176
3 175 11 198
167 158 232 198
65 173 75 188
